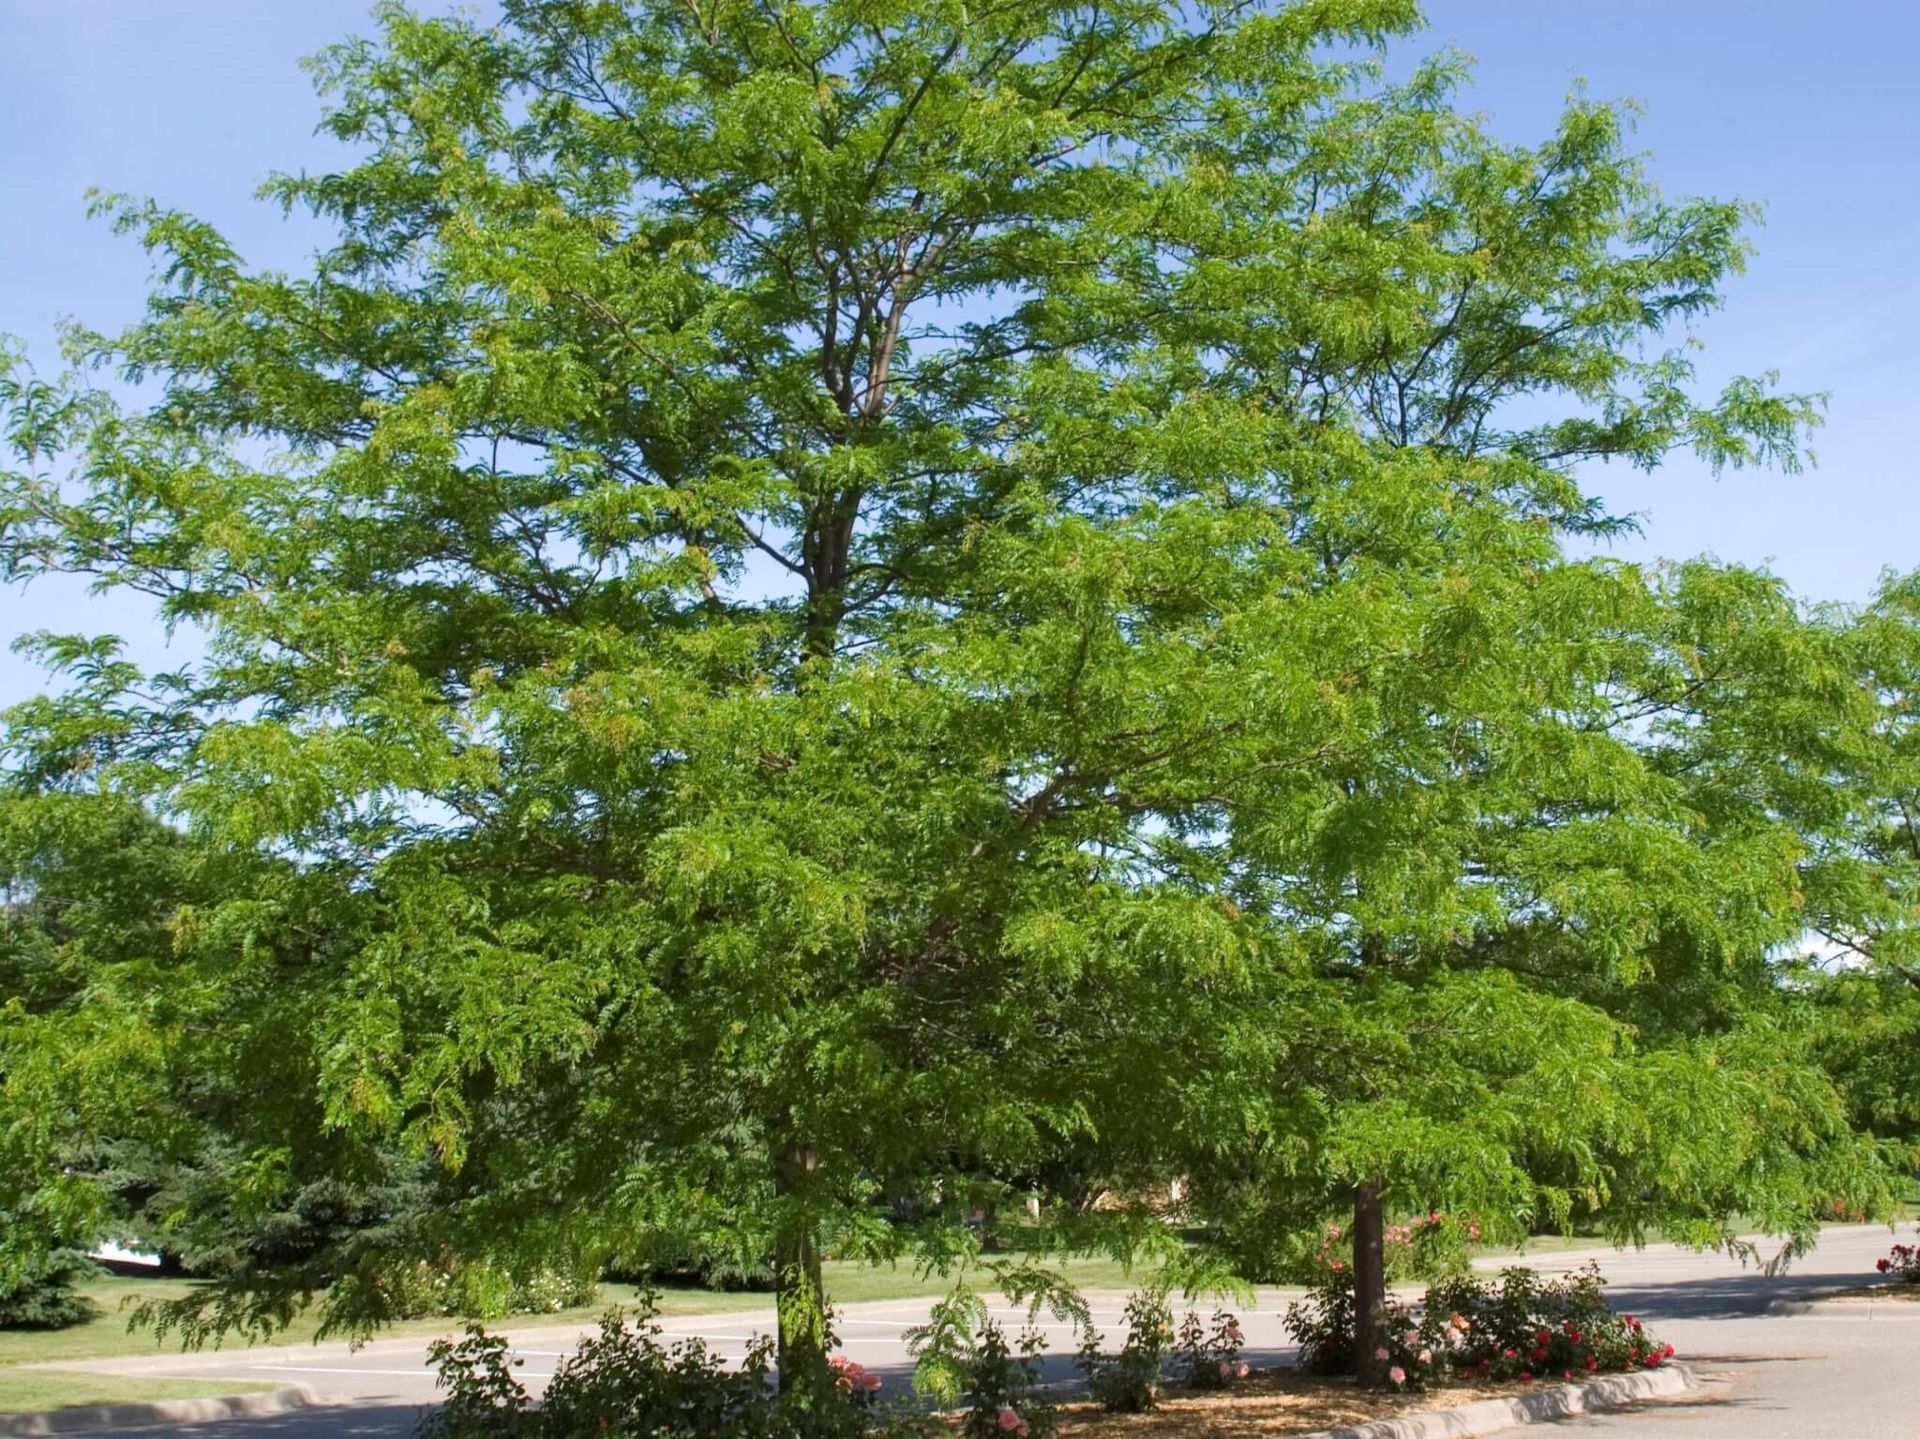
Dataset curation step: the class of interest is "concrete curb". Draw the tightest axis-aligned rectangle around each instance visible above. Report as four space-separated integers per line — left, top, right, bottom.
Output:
1767 1288 1920 1317
0 1383 330 1436
1768 1295 1830 1315
1295 1363 1695 1439
1767 1283 1885 1315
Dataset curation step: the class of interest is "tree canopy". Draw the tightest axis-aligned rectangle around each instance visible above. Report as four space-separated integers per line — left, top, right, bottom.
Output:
1 0 1905 1377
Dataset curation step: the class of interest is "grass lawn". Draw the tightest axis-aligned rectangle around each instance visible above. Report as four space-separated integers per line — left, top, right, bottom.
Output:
0 1368 278 1414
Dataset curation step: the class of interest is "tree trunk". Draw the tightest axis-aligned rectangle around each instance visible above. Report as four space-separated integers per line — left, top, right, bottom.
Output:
1352 1178 1386 1382
773 1144 826 1393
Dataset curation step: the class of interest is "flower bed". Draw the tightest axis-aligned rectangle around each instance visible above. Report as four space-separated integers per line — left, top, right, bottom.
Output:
1288 1261 1675 1392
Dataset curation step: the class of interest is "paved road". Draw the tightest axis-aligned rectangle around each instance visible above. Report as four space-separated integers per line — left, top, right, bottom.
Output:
40 1289 1306 1437
1479 1225 1920 1439
29 1224 1919 1437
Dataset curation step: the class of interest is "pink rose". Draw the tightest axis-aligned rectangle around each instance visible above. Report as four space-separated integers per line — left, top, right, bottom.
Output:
1389 1365 1406 1385
997 1408 1024 1432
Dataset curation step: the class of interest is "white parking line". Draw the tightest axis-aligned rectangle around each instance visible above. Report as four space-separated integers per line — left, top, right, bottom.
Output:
649 1330 766 1342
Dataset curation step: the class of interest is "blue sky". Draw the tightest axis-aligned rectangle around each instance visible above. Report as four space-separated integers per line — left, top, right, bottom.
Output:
2 0 1915 707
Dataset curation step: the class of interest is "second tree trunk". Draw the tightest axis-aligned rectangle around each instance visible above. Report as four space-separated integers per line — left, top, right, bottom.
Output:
1352 1178 1386 1382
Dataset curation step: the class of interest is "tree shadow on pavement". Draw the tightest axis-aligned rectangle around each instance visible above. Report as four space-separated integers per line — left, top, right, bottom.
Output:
1601 1274 1853 1321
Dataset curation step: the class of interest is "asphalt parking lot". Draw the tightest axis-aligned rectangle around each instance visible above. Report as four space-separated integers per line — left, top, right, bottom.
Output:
28 1225 1920 1437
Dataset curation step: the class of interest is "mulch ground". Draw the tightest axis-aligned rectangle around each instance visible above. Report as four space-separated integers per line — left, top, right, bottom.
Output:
1047 1368 1539 1436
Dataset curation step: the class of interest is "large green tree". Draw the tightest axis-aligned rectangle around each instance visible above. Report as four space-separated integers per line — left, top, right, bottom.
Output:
0 0 1888 1382
1177 554 1902 1371
1786 575 1920 1154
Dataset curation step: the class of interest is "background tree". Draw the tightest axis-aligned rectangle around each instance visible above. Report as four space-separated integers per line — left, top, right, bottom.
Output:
1064 38 1860 1372
1789 574 1920 1159
0 781 411 1336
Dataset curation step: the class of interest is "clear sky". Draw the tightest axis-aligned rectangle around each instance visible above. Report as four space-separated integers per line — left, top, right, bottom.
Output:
1 0 1915 707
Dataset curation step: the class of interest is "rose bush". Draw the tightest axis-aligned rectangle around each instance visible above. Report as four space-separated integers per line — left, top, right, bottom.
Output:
1299 1212 1481 1286
1288 1262 1674 1391
1078 1288 1176 1412
1424 1264 1674 1385
1875 1236 1920 1282
1176 1307 1249 1391
955 1320 1059 1439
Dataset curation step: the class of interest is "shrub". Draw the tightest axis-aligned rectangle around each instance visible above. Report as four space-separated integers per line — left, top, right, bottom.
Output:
1077 1287 1174 1413
1424 1263 1675 1385
418 1296 924 1438
0 1250 99 1331
380 1255 599 1323
1368 1307 1447 1393
1297 1213 1480 1286
901 1279 1065 1438
1289 1274 1441 1392
1876 1237 1920 1282
1385 1212 1475 1282
830 1355 886 1409
955 1319 1058 1439
509 1262 602 1315
1175 1308 1248 1390
1284 1271 1355 1376
1286 1262 1674 1391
